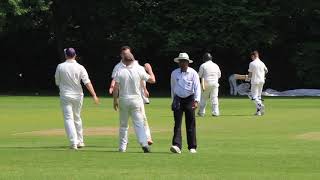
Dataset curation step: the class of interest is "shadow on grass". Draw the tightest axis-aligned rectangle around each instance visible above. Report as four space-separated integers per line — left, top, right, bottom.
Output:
0 146 172 154
196 114 252 117
219 114 253 117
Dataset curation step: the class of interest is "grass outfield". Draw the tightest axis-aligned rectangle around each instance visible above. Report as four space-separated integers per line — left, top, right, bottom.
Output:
0 96 320 180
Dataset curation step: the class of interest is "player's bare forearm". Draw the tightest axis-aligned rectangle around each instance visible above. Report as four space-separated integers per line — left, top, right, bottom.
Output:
201 78 205 91
113 83 119 111
85 82 99 104
109 79 116 94
144 63 156 84
141 80 150 97
85 82 97 97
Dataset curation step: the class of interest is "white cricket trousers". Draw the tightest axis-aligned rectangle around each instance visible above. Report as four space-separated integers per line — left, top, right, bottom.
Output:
251 83 264 109
199 85 219 115
141 104 152 140
60 95 84 146
119 97 148 151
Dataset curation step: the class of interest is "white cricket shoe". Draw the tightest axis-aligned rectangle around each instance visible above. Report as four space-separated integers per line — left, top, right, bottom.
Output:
119 148 126 153
197 112 204 117
170 145 181 154
255 111 262 116
70 144 78 150
212 111 220 117
77 142 85 148
189 149 197 154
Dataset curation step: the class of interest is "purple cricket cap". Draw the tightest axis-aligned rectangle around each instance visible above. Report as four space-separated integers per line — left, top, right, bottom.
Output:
64 48 76 57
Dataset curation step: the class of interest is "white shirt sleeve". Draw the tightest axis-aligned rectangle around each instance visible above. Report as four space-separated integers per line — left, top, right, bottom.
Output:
264 64 268 74
217 65 221 79
111 63 120 78
198 65 204 78
80 66 91 85
113 71 120 83
170 71 175 99
193 72 201 102
54 65 60 86
248 62 254 73
139 68 150 82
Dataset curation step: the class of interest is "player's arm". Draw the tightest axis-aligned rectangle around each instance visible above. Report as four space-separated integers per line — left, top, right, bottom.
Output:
246 63 253 82
141 80 149 97
85 83 99 104
81 66 99 104
264 65 269 74
193 73 201 109
246 72 252 82
201 78 205 91
144 63 156 84
54 65 60 86
109 79 116 94
170 72 175 99
112 82 119 111
198 65 205 91
109 63 120 94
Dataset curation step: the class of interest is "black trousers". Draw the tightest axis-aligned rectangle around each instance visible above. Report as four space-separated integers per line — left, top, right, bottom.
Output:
172 95 197 150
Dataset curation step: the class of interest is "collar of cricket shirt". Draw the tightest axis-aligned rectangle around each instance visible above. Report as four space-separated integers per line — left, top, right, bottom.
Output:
66 59 76 63
180 67 191 73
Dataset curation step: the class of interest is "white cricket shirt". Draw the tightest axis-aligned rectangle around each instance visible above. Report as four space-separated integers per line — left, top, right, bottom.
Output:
55 60 91 97
198 61 221 87
114 63 150 99
248 58 268 84
111 60 143 78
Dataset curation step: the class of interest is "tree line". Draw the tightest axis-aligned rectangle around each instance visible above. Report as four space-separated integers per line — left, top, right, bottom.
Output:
0 0 319 95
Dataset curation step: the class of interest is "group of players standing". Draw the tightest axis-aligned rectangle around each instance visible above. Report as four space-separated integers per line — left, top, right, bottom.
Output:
54 46 268 153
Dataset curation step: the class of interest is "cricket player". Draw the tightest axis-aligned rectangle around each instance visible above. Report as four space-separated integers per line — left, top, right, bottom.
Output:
55 48 99 150
109 46 154 145
198 52 221 117
113 51 156 153
170 53 201 154
247 50 268 116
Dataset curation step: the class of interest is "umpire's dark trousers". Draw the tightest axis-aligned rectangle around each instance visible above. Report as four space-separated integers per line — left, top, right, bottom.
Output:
172 95 197 150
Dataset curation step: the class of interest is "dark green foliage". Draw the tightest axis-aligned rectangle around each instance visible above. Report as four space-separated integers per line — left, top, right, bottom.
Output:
0 0 319 94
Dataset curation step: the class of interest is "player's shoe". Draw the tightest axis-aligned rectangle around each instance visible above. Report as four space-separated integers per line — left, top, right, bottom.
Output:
70 144 78 150
254 111 262 116
77 142 85 148
170 145 181 154
142 146 151 153
189 149 197 154
212 111 220 117
197 112 204 117
119 148 126 153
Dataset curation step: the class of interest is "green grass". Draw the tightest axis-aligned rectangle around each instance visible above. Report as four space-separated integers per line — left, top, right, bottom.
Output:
0 96 320 180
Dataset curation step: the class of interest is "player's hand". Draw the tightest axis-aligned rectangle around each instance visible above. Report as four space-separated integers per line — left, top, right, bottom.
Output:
109 87 114 94
192 101 198 109
144 63 152 72
144 89 150 98
245 75 250 82
93 96 100 105
113 99 119 111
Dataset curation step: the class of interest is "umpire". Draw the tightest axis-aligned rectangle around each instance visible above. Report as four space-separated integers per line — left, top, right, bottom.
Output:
170 53 201 154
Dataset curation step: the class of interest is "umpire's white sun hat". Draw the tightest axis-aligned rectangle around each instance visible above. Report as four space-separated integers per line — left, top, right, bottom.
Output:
174 53 193 63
